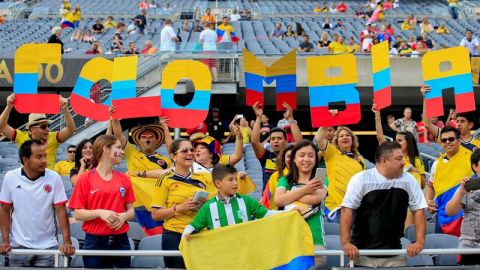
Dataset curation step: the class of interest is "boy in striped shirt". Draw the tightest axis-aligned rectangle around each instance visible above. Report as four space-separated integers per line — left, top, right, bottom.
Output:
182 165 280 239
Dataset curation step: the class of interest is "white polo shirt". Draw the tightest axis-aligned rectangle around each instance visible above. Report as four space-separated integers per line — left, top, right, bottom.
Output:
0 168 67 249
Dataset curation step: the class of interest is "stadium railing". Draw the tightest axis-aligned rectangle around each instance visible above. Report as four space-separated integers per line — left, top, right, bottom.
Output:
8 247 480 267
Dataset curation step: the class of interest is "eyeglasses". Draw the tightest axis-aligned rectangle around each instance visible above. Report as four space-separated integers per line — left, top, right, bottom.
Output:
140 134 155 139
68 150 76 154
440 137 457 143
32 124 49 130
176 148 195 154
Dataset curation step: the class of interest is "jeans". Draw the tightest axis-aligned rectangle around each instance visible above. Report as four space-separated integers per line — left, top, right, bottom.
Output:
9 245 57 267
83 233 131 268
449 6 458 20
162 229 185 268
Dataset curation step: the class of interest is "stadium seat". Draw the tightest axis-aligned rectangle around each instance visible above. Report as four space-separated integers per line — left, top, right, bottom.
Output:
127 221 147 244
324 222 340 235
70 222 86 245
400 237 434 266
404 222 437 243
324 234 349 267
424 234 459 266
131 235 165 268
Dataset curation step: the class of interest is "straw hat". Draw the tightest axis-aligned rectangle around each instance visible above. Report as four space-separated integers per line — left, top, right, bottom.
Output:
130 124 165 149
25 114 52 129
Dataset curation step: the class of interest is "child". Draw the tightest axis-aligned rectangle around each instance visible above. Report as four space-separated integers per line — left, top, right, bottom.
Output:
182 164 280 239
445 149 478 265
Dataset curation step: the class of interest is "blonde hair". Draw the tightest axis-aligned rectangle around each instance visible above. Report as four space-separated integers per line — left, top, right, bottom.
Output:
332 126 360 156
51 26 62 34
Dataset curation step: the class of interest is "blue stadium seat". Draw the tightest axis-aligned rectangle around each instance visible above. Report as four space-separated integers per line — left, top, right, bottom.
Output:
131 235 165 268
324 234 349 267
424 234 459 266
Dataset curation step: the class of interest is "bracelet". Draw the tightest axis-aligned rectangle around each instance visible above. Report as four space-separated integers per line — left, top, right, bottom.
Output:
173 205 177 216
142 171 147 178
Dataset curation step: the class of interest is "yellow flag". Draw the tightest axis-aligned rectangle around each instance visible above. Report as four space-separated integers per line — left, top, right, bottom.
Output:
179 211 314 270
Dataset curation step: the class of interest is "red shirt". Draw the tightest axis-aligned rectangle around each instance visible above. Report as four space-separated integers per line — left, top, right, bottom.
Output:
69 169 135 235
416 122 426 143
337 3 348 12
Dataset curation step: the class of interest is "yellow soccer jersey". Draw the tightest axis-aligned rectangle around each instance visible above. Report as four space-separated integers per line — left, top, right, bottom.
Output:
322 143 365 212
54 160 74 176
151 172 208 233
14 130 60 170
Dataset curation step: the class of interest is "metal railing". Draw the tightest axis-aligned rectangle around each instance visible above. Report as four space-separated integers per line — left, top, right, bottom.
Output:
8 247 480 268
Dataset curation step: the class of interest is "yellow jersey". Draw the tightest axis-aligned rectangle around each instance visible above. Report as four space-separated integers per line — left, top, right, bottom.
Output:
14 130 60 170
323 143 365 212
268 168 289 210
329 42 349 54
404 156 425 187
54 160 74 176
124 142 172 209
151 172 208 233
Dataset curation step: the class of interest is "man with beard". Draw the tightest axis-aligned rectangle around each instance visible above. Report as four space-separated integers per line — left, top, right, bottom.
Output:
110 115 172 235
0 94 76 170
341 141 427 267
251 102 302 191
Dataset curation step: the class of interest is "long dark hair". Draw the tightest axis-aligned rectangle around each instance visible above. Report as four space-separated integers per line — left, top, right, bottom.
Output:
286 140 319 186
295 22 304 36
74 139 93 170
397 131 419 168
276 143 295 179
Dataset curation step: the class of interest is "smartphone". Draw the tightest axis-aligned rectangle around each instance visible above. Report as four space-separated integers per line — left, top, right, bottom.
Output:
193 191 209 202
236 114 244 119
465 177 480 192
314 168 326 183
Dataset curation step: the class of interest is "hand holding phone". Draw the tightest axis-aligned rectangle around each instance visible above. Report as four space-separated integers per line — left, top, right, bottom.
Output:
314 168 326 188
465 177 480 192
193 191 209 202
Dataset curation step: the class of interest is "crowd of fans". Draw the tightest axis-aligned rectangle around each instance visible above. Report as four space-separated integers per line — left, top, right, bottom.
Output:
3 0 480 268
0 79 480 267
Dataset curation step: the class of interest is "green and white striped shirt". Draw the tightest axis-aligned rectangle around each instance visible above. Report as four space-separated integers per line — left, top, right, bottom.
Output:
183 193 279 235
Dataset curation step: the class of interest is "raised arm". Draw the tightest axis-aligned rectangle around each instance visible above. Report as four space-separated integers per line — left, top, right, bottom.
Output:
57 96 76 142
372 104 387 144
283 102 303 142
160 117 172 152
0 94 16 140
251 102 266 158
314 127 329 151
420 84 439 140
109 107 127 148
228 124 243 165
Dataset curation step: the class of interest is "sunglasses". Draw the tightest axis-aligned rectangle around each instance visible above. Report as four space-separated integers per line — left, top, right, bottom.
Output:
140 134 155 139
440 137 457 143
68 150 76 154
176 147 195 154
32 124 49 130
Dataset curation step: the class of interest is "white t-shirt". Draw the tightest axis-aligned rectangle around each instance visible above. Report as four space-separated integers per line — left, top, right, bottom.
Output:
460 37 480 56
199 29 218 51
342 167 427 212
0 168 67 249
160 25 177 52
230 13 241 22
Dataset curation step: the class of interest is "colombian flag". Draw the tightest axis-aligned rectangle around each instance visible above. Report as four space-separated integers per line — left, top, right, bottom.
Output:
433 147 472 236
216 24 240 43
60 12 75 28
180 211 315 269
